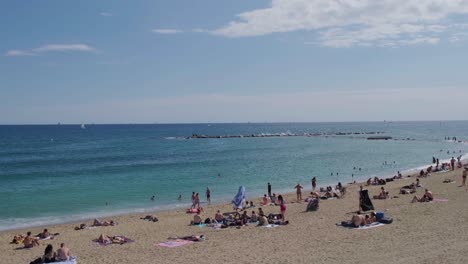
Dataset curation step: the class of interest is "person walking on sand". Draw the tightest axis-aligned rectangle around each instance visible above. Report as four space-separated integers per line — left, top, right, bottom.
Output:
206 187 211 205
311 177 317 191
267 182 272 198
294 183 303 202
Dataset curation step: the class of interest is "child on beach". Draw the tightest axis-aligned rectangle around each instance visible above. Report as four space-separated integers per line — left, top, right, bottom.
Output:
278 195 286 220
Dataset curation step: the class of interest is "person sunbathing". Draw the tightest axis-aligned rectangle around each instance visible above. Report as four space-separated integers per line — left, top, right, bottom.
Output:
98 234 112 244
38 228 51 239
214 210 225 223
169 235 205 241
412 189 434 203
141 215 159 222
23 231 39 248
351 214 366 227
400 183 416 194
74 223 87 230
11 234 24 244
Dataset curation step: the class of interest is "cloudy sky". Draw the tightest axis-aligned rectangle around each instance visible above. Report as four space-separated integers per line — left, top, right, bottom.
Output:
1 0 468 124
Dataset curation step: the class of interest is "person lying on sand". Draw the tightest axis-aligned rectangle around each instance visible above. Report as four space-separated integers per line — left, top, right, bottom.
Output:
37 228 53 239
11 234 25 244
141 215 159 222
412 189 433 203
168 235 205 241
23 231 39 248
93 219 115 226
400 183 417 194
98 234 127 244
351 214 366 227
74 223 87 230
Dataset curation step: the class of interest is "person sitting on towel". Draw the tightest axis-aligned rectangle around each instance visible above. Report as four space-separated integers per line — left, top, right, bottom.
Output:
214 210 225 223
373 187 389 199
23 231 39 248
412 189 434 203
56 243 71 261
250 211 258 222
190 213 202 225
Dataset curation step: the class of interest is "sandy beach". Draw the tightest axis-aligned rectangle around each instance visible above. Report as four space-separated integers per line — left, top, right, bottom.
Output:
2 166 468 264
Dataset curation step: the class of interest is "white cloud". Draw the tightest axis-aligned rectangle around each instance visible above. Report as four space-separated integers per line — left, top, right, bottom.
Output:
5 44 96 57
32 44 95 53
5 50 35 57
212 0 468 47
100 12 113 17
152 29 183 34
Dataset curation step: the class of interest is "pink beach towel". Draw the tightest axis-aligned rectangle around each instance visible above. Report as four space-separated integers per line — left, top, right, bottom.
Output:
432 198 449 202
158 239 194 248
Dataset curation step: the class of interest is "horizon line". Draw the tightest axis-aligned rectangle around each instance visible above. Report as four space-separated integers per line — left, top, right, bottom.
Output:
0 120 467 126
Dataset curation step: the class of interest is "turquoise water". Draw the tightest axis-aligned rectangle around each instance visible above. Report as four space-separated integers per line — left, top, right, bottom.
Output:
0 122 467 231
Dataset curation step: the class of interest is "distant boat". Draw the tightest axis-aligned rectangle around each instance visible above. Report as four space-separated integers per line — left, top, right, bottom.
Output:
81 123 86 129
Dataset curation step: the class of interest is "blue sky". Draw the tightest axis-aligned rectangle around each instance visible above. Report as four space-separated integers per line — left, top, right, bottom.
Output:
1 0 468 124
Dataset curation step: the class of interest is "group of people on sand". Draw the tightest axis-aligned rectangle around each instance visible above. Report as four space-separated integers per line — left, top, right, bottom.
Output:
13 229 58 249
192 205 289 228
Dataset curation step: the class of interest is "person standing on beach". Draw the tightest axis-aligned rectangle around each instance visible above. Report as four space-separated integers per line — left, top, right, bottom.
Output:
191 192 196 208
451 157 456 170
195 193 200 208
462 167 467 187
294 183 303 202
267 182 272 198
278 195 286 220
206 187 211 205
311 177 317 191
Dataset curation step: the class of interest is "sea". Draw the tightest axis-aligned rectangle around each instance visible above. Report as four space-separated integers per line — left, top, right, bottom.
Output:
0 121 467 231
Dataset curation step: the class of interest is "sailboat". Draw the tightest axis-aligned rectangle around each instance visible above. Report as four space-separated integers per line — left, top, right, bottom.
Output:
81 123 86 129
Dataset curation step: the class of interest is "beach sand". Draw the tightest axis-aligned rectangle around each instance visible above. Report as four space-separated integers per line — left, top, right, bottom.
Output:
2 167 468 264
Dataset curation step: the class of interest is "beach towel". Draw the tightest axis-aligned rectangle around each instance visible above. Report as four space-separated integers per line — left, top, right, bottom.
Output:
306 198 319 212
54 257 77 264
93 236 134 246
359 190 374 212
337 221 385 229
264 224 280 228
158 239 194 248
232 186 246 209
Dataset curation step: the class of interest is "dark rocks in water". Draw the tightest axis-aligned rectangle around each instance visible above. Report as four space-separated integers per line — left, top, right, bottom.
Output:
367 136 392 140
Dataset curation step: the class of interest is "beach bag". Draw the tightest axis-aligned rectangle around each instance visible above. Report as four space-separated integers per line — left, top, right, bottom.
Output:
379 217 393 224
359 190 374 212
204 218 212 224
